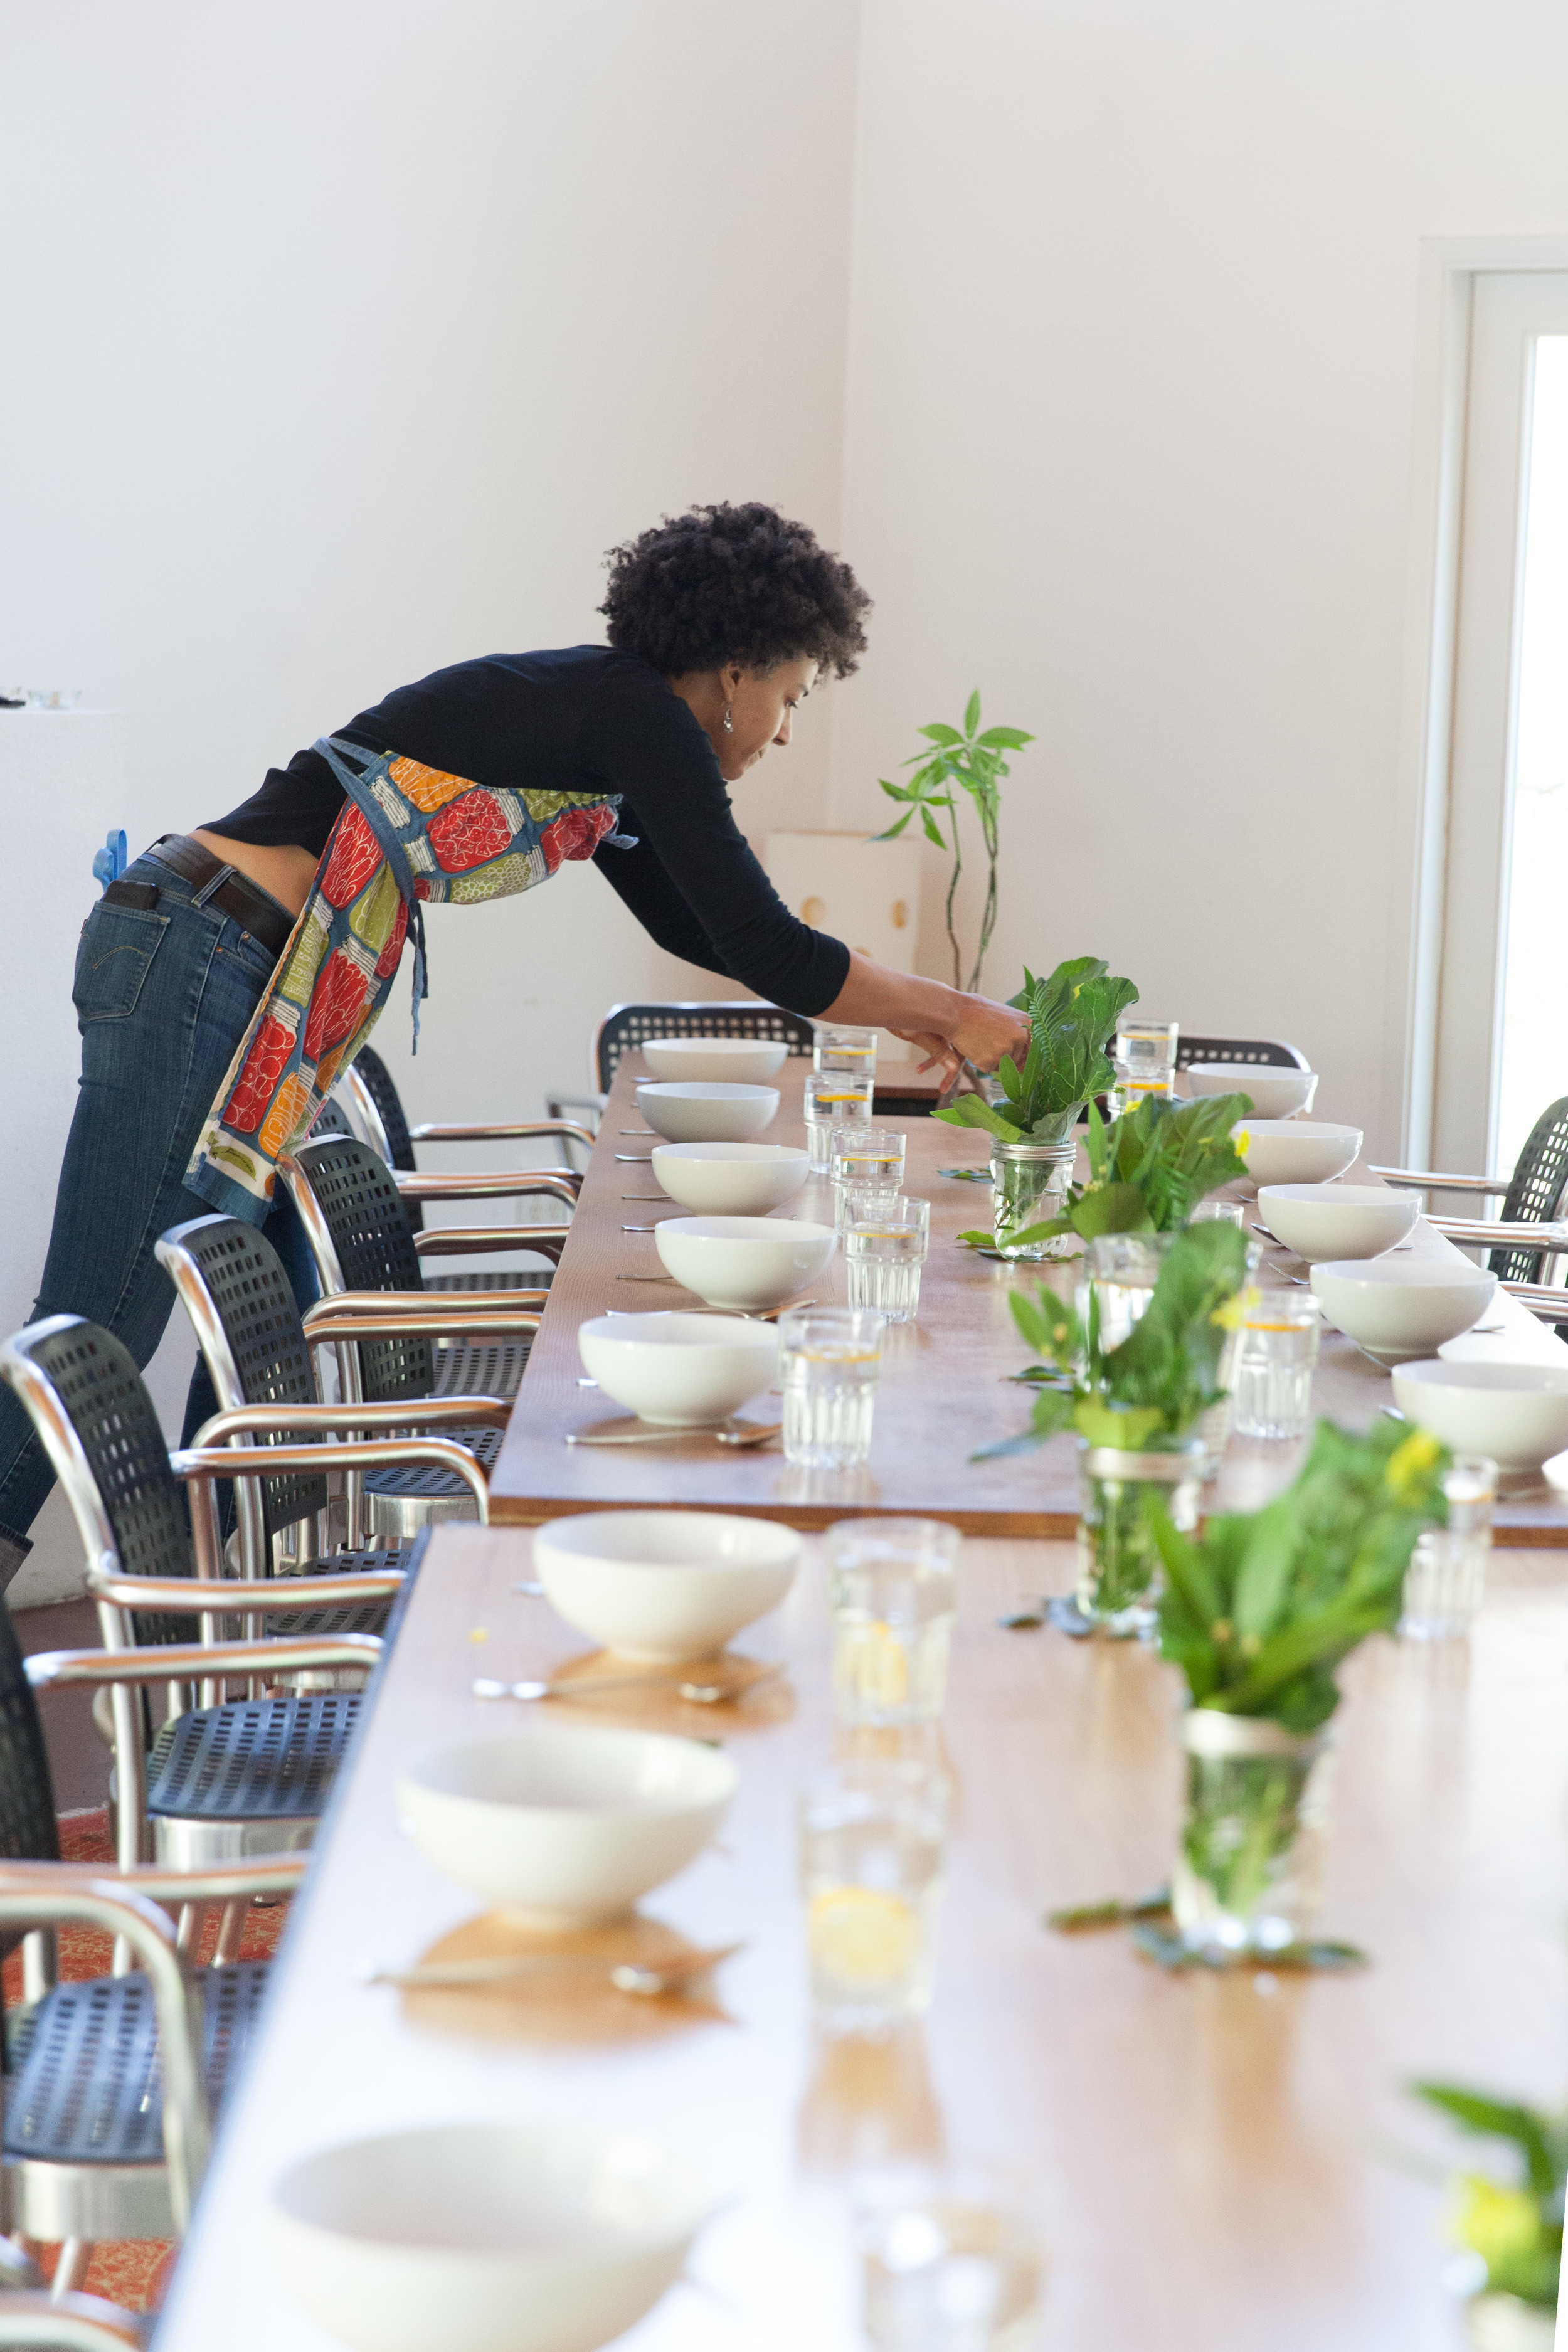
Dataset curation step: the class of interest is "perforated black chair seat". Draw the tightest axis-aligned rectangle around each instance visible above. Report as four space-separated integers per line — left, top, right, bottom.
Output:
425 1266 556 1296
430 1335 531 1399
364 1422 502 1506
146 1693 359 1822
262 1545 404 1639
6 1964 268 2166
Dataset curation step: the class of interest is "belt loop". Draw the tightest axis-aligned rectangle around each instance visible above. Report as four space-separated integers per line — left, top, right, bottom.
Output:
193 863 233 909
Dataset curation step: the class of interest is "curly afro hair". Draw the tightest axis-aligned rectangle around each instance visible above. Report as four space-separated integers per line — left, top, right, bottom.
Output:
600 501 871 680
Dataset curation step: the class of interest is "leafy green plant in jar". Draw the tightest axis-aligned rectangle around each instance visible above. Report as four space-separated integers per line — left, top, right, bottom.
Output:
1151 1419 1449 1956
980 1219 1249 1632
1412 2081 1564 2349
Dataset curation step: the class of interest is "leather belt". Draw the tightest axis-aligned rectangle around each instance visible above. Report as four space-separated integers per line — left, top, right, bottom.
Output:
104 834 296 959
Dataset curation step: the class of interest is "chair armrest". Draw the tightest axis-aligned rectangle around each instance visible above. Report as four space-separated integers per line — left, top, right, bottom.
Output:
1500 1281 1568 1318
87 1567 405 1612
393 1169 581 1204
413 1226 565 1259
173 1438 489 1516
0 1853 310 1907
300 1310 540 1341
0 2290 146 2347
0 1871 208 2230
193 1398 511 1439
410 1119 597 1153
306 1288 548 1320
547 1091 607 1122
1368 1165 1507 1192
26 1636 383 1688
1428 1216 1568 1251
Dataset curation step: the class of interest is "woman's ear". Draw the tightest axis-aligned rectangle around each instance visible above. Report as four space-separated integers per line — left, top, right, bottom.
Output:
719 660 746 700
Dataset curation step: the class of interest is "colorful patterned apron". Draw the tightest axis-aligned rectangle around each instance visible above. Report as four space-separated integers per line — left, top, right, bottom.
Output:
184 736 627 1222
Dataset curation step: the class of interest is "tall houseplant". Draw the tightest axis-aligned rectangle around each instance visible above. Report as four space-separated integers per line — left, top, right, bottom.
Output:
873 692 1034 993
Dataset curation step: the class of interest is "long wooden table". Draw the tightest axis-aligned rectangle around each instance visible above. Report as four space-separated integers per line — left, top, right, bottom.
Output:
154 1524 1568 2349
487 1057 1568 1541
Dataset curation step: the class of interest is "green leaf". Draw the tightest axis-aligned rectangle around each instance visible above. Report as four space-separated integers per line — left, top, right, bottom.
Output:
1073 1397 1166 1451
871 812 914 840
975 726 1034 748
933 1094 1021 1143
921 808 948 849
963 688 981 737
1414 2087 1562 2200
1231 1499 1301 1645
1069 1180 1154 1239
918 722 965 745
956 1227 997 1246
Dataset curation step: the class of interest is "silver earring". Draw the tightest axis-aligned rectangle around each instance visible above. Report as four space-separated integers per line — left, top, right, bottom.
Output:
722 706 734 733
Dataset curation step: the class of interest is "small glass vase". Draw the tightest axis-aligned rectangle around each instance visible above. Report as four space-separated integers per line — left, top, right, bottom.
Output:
1075 1441 1202 1636
1075 1230 1174 1351
1172 1709 1332 1957
990 1135 1078 1259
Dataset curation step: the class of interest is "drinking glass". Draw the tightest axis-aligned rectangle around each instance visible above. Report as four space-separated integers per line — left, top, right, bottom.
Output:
827 1517 960 1727
846 1197 931 1324
798 1757 950 2035
834 1126 908 1230
1187 1198 1244 1228
1076 1230 1173 1353
1111 1017 1179 1118
778 1306 884 1468
815 1022 880 1074
1172 1711 1332 1956
1229 1290 1320 1440
1400 1454 1498 1639
808 1074 877 1172
857 2164 1046 2352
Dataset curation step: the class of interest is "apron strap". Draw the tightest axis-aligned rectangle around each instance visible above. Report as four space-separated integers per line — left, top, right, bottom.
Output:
313 736 430 1050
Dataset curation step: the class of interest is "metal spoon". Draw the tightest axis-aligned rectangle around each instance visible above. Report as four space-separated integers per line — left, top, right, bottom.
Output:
474 1660 786 1704
615 1153 655 1162
603 1299 814 1325
566 1419 783 1449
360 1939 746 1996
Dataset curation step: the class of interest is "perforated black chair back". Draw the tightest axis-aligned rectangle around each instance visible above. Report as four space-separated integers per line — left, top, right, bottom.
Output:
1489 1096 1568 1287
0 1597 60 1865
156 1216 327 1540
308 1095 356 1142
594 1000 814 1092
287 1139 434 1403
349 1047 416 1171
0 1318 194 1643
1175 1036 1310 1072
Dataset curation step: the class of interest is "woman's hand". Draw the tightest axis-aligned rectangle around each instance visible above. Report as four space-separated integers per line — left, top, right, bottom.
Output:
945 993 1032 1073
823 956 1031 1084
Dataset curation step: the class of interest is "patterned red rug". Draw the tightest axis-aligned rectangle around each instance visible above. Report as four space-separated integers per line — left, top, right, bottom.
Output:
3 1809 289 2314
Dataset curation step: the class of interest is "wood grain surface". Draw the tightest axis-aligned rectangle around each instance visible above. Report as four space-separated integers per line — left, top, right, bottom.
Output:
154 1523 1568 2351
487 1058 1568 1541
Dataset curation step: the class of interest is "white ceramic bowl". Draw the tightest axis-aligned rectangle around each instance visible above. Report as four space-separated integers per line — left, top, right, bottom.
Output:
1256 1182 1418 1263
655 1215 837 1311
640 1035 788 1084
398 1724 738 1924
1391 1359 1568 1473
1189 1064 1318 1118
635 1082 779 1143
1233 1120 1363 1187
534 1510 801 1661
578 1311 778 1426
1310 1258 1498 1365
268 2121 709 2352
651 1140 809 1215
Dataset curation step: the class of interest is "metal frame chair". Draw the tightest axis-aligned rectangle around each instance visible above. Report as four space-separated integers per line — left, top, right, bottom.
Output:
1175 1036 1310 1072
0 1317 473 1881
589 999 814 1093
0 1588 317 2277
279 1140 544 1539
154 1214 511 1616
0 2291 145 2346
1372 1095 1568 1316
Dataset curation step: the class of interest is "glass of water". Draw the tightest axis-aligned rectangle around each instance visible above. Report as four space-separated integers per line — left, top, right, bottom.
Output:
1230 1290 1320 1440
1400 1454 1498 1638
815 1022 880 1073
1187 1197 1244 1228
827 1515 960 1727
846 1196 931 1324
834 1126 908 1229
857 2164 1046 2352
808 1076 877 1172
778 1306 884 1468
799 1757 950 2035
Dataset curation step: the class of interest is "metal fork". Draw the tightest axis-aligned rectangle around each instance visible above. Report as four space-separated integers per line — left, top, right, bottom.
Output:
361 1938 747 1995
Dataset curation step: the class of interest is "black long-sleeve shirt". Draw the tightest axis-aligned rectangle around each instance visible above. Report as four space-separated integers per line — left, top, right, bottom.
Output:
203 645 850 1015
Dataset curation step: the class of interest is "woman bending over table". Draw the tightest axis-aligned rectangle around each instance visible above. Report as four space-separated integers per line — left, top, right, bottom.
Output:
0 501 1029 1584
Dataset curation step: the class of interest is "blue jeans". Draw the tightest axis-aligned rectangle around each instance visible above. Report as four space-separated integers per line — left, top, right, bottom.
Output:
0 849 319 1579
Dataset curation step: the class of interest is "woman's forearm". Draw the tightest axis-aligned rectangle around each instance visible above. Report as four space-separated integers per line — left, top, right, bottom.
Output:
819 952 1030 1074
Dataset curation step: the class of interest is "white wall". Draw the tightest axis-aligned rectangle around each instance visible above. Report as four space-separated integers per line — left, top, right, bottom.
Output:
830 0 1568 1154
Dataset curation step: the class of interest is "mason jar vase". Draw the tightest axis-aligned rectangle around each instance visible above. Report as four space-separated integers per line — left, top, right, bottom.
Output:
990 1136 1079 1260
1463 2294 1559 2352
1075 1441 1202 1636
1172 1708 1332 1957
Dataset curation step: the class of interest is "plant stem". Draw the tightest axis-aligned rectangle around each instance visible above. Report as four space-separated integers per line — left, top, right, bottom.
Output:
945 797 965 991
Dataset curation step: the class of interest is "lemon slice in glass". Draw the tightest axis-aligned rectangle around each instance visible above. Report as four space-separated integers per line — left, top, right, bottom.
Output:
808 1885 918 1984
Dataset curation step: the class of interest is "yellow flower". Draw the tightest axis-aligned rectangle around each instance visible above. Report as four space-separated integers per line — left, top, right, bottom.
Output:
1210 1282 1259 1333
1451 2175 1544 2270
1234 1128 1250 1157
1385 1427 1444 1506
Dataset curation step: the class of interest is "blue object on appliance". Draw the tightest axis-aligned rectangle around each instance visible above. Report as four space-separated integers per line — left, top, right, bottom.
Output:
91 830 128 892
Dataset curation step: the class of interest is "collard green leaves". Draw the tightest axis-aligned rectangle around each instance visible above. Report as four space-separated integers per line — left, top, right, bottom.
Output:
1151 1419 1451 1731
1017 1094 1256 1246
935 955 1140 1144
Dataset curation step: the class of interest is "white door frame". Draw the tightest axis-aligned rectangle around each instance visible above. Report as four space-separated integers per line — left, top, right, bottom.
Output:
1400 238 1568 1174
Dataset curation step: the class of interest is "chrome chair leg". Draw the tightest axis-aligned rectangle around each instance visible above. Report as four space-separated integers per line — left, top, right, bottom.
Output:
174 1904 205 1958
211 1901 246 1966
50 2241 91 2299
